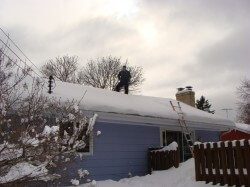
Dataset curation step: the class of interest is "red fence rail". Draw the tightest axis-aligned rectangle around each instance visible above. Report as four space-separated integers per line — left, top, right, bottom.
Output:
193 139 250 187
148 148 180 174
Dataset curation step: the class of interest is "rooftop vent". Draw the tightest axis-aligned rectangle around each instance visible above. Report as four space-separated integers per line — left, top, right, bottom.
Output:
177 87 185 91
185 86 193 91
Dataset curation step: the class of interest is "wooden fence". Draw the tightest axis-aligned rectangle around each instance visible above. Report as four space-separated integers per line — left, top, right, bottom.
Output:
193 139 250 187
148 148 180 174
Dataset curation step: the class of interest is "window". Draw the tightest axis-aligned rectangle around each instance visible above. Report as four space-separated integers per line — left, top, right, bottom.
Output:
59 122 93 154
160 128 195 162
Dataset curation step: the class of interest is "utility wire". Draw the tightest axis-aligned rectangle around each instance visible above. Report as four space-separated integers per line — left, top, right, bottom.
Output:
0 37 42 79
1 48 49 92
0 27 42 76
1 50 38 79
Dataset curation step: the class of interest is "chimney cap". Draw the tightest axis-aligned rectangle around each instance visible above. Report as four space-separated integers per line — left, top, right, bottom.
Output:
186 86 193 90
177 87 185 91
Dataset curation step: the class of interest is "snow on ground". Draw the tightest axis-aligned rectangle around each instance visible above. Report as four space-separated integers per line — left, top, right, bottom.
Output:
81 158 219 187
42 125 59 136
0 162 48 183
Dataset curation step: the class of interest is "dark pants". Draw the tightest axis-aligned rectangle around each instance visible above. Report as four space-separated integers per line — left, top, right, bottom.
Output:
115 82 129 94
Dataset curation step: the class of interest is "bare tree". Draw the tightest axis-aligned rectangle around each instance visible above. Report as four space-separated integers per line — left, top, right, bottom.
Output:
237 79 250 124
0 50 93 185
78 56 145 92
41 55 79 83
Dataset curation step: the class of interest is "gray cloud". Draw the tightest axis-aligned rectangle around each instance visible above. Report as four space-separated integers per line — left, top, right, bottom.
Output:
1 0 249 121
196 28 250 72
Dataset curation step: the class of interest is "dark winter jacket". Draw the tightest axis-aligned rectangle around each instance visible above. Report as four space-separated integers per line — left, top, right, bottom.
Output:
118 70 131 84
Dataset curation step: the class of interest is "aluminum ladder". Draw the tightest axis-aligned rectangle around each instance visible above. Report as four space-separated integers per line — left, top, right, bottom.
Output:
170 101 194 154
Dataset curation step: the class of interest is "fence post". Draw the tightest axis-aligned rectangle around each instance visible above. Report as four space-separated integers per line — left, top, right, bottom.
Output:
200 143 206 181
160 151 164 170
148 150 152 174
152 151 156 171
220 141 228 186
212 142 220 185
227 141 236 186
194 144 202 181
235 140 244 186
174 148 180 168
205 143 213 184
244 140 250 187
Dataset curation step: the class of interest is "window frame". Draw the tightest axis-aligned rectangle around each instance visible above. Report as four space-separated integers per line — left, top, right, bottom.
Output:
77 131 94 156
160 128 195 161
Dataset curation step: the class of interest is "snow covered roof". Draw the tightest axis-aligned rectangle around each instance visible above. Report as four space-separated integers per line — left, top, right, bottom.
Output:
46 81 235 131
234 123 250 134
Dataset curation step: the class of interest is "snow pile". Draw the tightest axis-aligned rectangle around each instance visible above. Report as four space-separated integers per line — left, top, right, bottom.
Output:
235 123 250 133
194 139 250 148
0 143 23 161
71 179 80 186
0 162 48 183
78 169 89 178
81 159 216 187
23 137 40 147
96 130 101 136
42 125 59 136
87 113 98 134
154 141 178 152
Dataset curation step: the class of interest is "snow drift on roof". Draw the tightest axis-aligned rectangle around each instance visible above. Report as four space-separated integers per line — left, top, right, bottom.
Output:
44 80 235 131
235 123 250 134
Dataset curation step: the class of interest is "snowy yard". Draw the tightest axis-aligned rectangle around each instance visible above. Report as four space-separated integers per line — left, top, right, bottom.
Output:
81 158 219 187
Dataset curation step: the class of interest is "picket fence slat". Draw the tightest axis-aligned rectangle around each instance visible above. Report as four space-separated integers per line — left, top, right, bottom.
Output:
194 140 250 187
244 140 250 187
236 141 244 186
212 143 220 185
220 142 228 185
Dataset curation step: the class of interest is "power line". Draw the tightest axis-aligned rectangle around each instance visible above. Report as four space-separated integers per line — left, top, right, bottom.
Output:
1 50 37 79
0 37 42 78
1 49 48 92
0 27 42 76
0 27 51 92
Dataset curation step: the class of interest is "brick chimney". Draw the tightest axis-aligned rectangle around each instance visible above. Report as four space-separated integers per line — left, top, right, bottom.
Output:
175 86 195 107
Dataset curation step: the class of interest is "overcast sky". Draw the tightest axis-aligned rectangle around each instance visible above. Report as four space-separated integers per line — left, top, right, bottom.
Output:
1 0 250 120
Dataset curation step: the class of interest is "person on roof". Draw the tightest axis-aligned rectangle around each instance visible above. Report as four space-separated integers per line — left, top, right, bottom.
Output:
115 65 131 94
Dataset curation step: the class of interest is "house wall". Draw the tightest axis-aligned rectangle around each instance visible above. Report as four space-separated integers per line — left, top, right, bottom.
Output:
195 130 221 142
221 130 250 141
57 122 160 185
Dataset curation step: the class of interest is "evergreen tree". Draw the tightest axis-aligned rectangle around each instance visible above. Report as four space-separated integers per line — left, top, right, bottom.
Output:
196 96 215 114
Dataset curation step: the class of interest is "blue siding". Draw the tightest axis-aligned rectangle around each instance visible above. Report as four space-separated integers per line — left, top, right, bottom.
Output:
58 122 160 185
195 130 221 142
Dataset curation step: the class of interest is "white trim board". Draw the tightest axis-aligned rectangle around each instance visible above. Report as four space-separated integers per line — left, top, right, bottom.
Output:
83 110 234 132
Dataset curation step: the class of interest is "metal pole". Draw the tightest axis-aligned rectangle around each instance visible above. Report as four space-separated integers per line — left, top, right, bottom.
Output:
48 75 54 94
221 108 233 119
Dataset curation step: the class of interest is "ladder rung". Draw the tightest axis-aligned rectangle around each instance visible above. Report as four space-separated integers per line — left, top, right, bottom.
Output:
173 106 181 109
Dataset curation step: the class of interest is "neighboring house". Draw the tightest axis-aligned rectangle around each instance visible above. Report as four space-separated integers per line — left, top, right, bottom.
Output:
220 123 250 141
47 82 235 185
